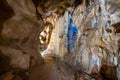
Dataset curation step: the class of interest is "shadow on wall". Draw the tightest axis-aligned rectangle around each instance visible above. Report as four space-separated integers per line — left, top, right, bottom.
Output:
0 0 14 44
113 23 120 33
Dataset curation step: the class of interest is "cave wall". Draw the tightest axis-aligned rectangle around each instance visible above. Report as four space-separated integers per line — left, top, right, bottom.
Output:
53 0 120 75
0 0 77 79
0 0 44 79
0 0 120 79
73 0 120 74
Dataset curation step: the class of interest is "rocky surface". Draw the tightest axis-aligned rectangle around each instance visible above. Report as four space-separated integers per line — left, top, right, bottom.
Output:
0 0 81 79
0 0 44 79
0 0 120 80
51 0 120 80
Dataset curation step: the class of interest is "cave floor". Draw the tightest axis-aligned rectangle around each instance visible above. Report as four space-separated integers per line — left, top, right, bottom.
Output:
29 55 76 80
29 55 98 80
30 62 58 80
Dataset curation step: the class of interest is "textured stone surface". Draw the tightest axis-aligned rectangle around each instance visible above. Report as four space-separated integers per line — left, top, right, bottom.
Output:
0 46 30 69
0 0 120 80
71 0 120 69
52 0 120 79
100 64 118 80
0 0 81 79
0 0 43 79
0 0 43 68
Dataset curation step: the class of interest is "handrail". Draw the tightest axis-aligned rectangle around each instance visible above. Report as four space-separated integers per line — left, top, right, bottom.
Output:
63 60 97 80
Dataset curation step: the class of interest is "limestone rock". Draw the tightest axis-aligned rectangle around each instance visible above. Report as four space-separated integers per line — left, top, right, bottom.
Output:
0 0 44 70
0 1 45 80
53 1 120 78
0 46 30 69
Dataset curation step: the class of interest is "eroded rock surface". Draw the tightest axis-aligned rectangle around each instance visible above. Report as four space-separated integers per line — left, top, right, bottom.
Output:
0 0 43 79
0 0 79 79
0 0 120 80
51 0 120 79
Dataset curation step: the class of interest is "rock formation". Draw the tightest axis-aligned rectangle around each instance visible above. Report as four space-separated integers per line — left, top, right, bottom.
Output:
0 0 78 79
51 0 120 79
0 0 120 80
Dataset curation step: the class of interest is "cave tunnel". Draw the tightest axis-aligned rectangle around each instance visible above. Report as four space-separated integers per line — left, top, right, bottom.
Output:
0 0 120 80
